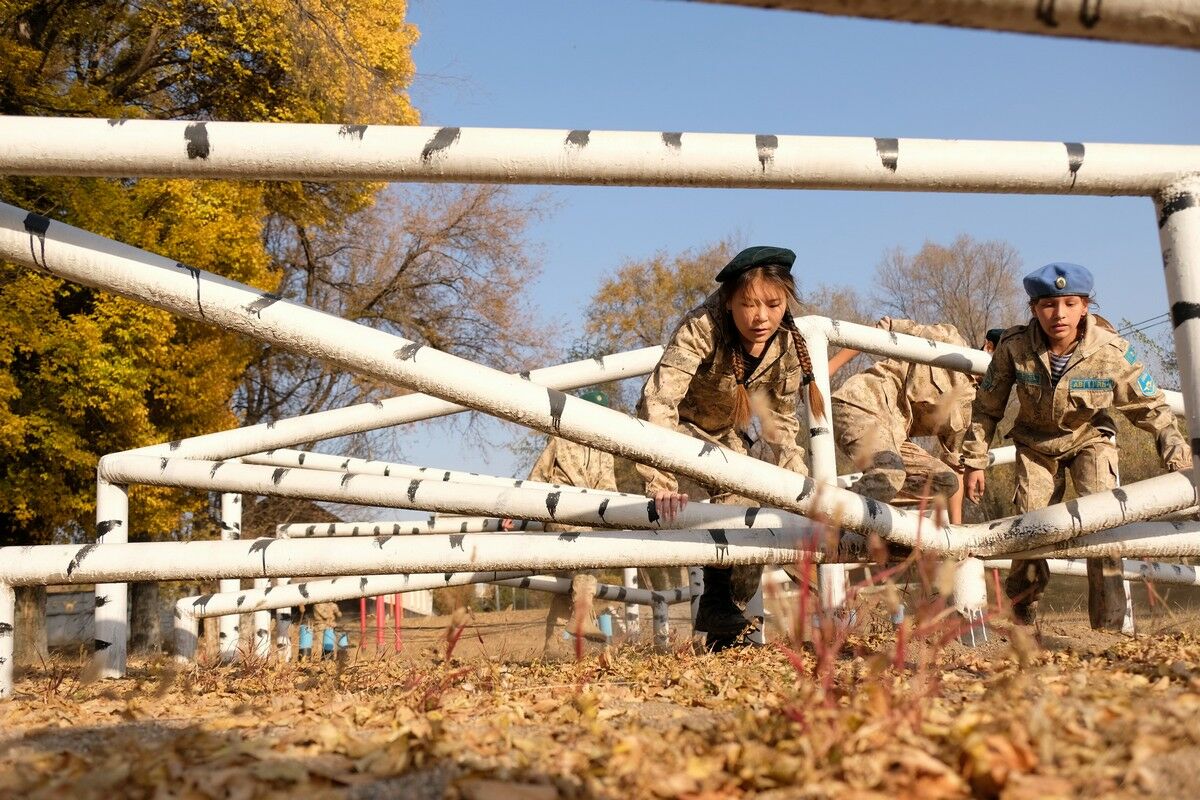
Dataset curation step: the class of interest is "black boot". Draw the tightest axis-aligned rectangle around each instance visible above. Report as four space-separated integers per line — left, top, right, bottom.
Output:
694 566 750 637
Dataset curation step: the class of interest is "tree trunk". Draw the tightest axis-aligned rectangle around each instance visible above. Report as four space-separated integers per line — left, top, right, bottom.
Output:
130 581 161 653
14 585 48 668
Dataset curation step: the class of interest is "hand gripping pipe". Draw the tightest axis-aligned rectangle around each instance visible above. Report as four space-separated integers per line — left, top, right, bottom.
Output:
4 116 1200 196
3 203 1197 558
172 570 534 661
688 0 1200 50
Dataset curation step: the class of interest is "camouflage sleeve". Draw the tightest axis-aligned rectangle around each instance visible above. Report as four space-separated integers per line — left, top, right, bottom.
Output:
527 437 558 483
635 315 714 495
1112 342 1192 471
962 339 1015 469
889 319 970 348
549 438 594 489
598 454 618 493
760 370 809 477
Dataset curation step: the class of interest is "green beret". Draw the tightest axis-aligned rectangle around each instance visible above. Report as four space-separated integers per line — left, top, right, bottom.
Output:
579 389 610 407
715 246 796 283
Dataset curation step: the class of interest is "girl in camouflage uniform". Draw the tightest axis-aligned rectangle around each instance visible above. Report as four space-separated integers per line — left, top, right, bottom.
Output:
830 317 976 524
635 246 823 650
963 262 1191 630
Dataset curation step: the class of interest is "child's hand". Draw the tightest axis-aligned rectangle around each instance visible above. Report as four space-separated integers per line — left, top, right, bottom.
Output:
653 491 689 525
964 468 986 504
875 316 893 331
499 518 515 531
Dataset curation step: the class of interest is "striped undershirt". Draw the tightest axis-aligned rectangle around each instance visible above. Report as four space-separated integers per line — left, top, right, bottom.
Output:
1048 351 1071 385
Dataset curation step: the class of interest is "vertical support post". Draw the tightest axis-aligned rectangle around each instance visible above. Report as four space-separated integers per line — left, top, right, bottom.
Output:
1110 439 1135 635
94 477 129 678
173 609 198 663
952 557 988 646
1 581 14 700
374 596 384 650
394 593 402 653
687 567 703 641
796 326 848 619
359 596 367 645
275 606 292 662
216 493 241 663
652 594 669 652
623 568 640 636
252 578 271 658
1158 177 1200 486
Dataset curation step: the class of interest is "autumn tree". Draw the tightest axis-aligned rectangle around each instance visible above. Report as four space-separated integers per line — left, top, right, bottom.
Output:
874 234 1025 347
0 0 419 660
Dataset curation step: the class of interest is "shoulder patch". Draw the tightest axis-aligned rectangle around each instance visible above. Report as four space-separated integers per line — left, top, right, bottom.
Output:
1069 377 1115 391
1124 345 1137 365
1138 371 1158 397
1015 370 1042 386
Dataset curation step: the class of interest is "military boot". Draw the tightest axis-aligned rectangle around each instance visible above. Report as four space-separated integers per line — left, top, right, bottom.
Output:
694 566 750 637
569 574 608 643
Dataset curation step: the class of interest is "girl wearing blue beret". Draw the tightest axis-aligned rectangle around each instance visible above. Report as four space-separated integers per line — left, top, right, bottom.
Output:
961 262 1190 629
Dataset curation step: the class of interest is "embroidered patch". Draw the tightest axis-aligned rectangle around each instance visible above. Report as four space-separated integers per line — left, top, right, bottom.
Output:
1124 345 1137 365
1138 371 1158 397
1015 370 1042 386
1069 378 1115 391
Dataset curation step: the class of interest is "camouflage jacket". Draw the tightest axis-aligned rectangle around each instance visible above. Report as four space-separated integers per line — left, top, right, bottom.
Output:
962 314 1190 470
310 601 340 628
635 292 808 495
832 320 975 466
528 436 618 492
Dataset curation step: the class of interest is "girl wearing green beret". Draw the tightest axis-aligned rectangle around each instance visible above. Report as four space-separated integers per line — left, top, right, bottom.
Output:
635 246 823 650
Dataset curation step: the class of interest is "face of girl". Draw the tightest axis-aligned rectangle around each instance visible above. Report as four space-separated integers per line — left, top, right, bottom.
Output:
727 278 788 353
1033 295 1088 348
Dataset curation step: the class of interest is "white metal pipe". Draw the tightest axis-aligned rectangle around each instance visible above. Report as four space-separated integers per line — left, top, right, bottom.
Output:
837 445 1018 489
1006 520 1200 560
952 557 988 647
277 518 527 536
688 567 703 633
126 347 662 461
985 557 1200 586
176 570 533 622
5 203 1195 556
274 606 292 662
652 596 670 651
493 575 692 606
3 117 1200 196
0 529 849 588
689 0 1200 51
93 478 127 679
246 449 635 500
1158 178 1200 486
0 582 13 700
104 455 821 534
217 493 241 663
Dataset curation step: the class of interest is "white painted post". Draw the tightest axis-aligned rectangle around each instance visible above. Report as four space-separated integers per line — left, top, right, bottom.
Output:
1157 178 1200 484
952 557 988 646
798 325 849 621
173 610 198 662
94 477 128 679
274 580 293 662
252 577 271 658
217 493 241 663
688 567 703 641
623 568 640 636
652 595 670 652
0 582 14 700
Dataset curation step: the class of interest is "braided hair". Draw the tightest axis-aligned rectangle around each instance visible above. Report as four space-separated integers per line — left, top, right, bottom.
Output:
718 265 826 431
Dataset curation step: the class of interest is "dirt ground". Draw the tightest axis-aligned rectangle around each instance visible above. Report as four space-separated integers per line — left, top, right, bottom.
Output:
4 574 1200 799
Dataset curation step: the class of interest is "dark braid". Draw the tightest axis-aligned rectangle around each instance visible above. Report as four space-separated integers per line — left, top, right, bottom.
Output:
728 329 753 431
782 311 826 420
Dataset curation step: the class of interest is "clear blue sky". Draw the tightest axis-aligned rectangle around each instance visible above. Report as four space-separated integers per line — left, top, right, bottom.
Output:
344 0 1200 506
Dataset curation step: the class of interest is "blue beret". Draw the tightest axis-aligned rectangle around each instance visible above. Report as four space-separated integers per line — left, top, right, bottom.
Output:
1023 262 1094 300
715 246 796 283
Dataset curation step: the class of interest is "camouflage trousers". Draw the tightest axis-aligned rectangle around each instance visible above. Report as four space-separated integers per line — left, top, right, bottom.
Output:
834 405 959 504
1006 441 1126 631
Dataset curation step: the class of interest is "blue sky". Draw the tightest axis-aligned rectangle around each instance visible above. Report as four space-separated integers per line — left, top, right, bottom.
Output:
344 0 1200 506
